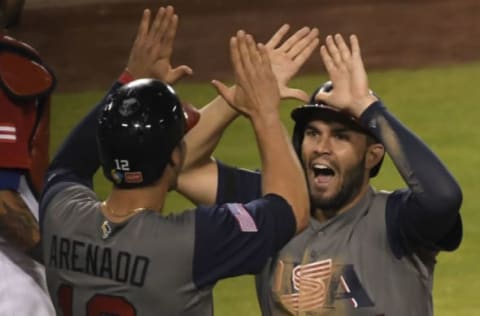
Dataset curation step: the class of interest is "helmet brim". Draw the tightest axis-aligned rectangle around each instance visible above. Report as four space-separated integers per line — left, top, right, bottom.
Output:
291 103 371 136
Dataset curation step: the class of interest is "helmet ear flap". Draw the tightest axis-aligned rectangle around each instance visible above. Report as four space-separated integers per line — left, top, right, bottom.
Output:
291 122 304 162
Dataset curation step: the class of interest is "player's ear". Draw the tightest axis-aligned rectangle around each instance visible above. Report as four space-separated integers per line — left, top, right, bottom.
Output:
168 141 186 169
365 142 384 171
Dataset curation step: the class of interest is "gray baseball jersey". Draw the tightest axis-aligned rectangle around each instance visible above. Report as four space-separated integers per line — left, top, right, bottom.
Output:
39 79 295 315
216 163 461 316
215 101 462 315
41 182 295 316
255 189 430 316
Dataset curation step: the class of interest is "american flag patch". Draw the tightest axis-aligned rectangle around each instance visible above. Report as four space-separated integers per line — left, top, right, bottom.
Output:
227 203 258 232
0 124 16 143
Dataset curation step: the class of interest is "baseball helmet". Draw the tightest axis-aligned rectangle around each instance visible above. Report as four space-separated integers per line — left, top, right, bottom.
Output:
291 81 383 177
97 78 200 188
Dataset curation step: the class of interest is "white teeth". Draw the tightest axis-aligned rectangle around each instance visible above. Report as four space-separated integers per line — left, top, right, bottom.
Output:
312 164 329 170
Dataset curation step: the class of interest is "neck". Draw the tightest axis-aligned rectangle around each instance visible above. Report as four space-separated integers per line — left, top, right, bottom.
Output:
102 182 168 221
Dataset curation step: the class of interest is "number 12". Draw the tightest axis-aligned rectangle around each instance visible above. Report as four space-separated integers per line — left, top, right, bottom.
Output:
58 284 136 315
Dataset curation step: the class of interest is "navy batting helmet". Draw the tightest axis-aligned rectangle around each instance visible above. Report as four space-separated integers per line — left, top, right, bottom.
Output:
97 78 199 188
291 81 383 177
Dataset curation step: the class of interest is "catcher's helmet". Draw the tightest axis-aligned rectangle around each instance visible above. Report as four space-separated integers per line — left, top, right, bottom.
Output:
291 81 383 177
98 78 199 188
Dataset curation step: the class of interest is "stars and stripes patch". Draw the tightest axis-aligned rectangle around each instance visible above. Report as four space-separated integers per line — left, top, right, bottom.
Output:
226 203 258 232
0 124 16 143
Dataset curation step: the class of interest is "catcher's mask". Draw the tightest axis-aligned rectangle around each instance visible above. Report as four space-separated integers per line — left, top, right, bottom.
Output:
98 78 200 188
291 81 384 178
0 35 56 103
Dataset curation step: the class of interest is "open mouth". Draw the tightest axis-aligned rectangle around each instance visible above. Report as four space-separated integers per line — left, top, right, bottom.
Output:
312 164 335 182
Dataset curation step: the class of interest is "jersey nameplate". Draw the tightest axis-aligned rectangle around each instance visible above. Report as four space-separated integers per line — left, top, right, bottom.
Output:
48 234 150 287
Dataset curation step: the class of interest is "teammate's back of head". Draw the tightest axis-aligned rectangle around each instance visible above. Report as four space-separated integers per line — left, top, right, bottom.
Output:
97 78 198 189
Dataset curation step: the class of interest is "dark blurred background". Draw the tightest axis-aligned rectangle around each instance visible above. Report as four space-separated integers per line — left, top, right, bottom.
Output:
4 0 480 92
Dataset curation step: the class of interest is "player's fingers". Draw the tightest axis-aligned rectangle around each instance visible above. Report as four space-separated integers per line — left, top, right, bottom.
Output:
320 45 336 73
325 34 342 68
334 33 351 63
315 90 332 105
135 9 151 42
161 14 178 56
246 34 261 74
282 88 309 102
148 7 165 41
265 24 290 49
349 34 367 74
258 43 270 66
155 6 174 41
279 26 310 53
350 34 362 60
258 43 274 78
235 31 251 82
293 37 319 66
211 79 234 106
287 27 319 59
166 65 193 84
230 35 247 85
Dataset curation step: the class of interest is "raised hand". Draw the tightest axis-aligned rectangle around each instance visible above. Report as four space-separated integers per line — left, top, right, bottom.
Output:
212 31 280 118
316 34 377 117
126 6 192 84
265 24 319 102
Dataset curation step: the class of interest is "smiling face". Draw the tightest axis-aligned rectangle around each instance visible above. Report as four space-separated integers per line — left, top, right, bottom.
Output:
301 119 374 219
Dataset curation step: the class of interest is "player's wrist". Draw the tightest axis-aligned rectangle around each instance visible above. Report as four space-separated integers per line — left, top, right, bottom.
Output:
352 94 378 118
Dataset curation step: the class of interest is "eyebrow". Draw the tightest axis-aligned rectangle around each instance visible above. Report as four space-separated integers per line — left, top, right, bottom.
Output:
305 123 355 134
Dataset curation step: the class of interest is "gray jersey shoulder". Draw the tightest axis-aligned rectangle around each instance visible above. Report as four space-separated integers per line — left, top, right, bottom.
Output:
256 188 436 316
42 184 213 316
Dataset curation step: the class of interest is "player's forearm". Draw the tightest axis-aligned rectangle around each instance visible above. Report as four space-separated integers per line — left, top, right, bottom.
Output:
183 87 239 171
0 190 39 252
361 101 462 216
177 90 239 206
251 113 309 233
46 81 124 191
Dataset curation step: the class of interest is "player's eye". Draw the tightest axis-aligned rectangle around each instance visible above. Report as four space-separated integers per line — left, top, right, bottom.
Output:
304 128 319 138
334 132 350 141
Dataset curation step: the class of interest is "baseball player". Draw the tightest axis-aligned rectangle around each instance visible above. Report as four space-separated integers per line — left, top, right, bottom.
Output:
0 32 56 316
177 34 463 315
40 6 309 315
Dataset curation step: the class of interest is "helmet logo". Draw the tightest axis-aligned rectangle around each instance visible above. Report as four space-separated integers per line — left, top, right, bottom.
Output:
111 169 124 184
125 171 143 184
101 220 112 240
119 97 139 117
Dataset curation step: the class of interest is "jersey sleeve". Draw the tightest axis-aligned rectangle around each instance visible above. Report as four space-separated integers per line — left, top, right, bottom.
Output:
216 161 262 204
192 193 296 288
39 81 124 226
361 101 462 254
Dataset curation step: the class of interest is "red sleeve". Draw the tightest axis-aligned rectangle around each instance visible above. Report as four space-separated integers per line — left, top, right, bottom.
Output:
0 89 36 170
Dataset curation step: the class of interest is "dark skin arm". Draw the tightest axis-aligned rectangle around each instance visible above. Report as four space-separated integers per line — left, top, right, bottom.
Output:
0 189 39 251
